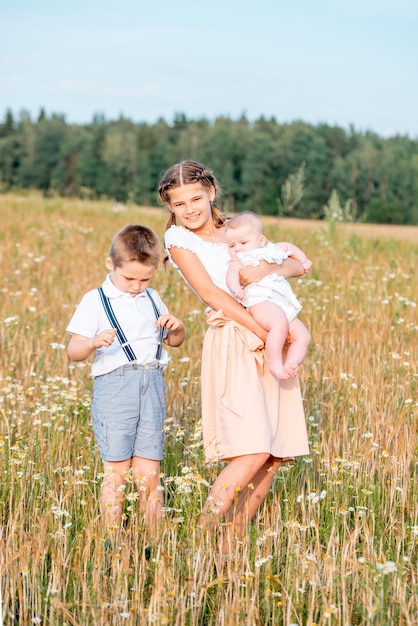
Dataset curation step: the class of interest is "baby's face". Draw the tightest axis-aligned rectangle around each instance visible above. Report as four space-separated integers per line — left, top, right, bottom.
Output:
226 225 265 258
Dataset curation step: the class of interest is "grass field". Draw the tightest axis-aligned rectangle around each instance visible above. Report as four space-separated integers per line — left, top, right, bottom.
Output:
0 193 417 625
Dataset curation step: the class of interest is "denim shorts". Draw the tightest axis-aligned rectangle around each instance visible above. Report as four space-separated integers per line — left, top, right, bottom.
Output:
91 363 166 462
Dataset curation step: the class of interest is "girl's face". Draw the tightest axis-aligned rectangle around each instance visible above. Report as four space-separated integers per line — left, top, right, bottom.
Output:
167 182 215 233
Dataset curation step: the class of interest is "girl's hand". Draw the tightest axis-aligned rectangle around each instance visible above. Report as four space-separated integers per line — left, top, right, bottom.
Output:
239 258 304 287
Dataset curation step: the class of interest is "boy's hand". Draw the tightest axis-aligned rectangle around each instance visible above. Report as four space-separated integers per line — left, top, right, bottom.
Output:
93 328 117 348
158 315 186 347
157 314 184 331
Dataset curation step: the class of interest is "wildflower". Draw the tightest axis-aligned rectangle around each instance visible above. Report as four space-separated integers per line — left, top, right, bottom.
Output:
126 492 139 502
324 605 339 617
377 560 397 574
4 316 19 325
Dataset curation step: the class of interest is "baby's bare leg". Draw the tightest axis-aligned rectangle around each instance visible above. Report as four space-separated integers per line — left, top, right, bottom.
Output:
249 301 290 380
284 319 311 377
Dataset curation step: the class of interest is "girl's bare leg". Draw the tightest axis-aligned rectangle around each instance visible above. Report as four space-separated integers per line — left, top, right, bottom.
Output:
199 453 279 555
250 301 290 379
199 452 271 530
220 457 282 552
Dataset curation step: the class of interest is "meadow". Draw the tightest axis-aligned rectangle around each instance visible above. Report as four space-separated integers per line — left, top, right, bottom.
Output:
0 193 416 625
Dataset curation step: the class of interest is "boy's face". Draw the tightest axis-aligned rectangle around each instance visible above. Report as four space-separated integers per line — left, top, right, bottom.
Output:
105 259 157 297
226 225 267 259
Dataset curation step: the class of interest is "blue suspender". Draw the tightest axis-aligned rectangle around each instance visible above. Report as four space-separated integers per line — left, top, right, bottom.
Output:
145 290 164 361
98 287 163 365
98 288 137 363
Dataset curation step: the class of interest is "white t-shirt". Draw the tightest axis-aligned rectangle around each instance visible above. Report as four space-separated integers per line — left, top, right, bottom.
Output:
66 274 169 377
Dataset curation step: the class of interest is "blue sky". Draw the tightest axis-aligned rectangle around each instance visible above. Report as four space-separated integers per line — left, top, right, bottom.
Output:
1 0 417 137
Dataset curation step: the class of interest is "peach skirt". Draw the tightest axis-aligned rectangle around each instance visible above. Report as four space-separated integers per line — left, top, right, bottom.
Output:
201 311 309 463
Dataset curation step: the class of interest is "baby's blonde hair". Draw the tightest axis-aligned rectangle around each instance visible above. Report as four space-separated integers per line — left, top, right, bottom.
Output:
226 211 264 235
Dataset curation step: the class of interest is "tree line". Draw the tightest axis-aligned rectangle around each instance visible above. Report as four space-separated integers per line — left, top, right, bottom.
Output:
1 109 417 224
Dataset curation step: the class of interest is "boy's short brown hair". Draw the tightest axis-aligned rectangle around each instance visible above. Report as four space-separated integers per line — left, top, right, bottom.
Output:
109 225 160 268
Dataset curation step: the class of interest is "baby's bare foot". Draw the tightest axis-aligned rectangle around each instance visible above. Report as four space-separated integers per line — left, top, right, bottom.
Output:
267 360 290 380
284 362 299 378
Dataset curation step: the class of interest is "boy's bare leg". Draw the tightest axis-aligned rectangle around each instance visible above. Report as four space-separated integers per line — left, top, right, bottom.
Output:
100 459 131 538
131 457 163 535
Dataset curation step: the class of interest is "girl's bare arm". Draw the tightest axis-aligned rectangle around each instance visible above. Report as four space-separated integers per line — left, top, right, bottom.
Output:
169 246 268 341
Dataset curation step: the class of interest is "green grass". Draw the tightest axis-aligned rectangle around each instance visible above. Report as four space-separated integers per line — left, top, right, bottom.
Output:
0 193 417 625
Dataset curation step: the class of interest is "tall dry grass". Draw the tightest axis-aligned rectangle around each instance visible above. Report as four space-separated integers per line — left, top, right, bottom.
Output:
0 193 417 625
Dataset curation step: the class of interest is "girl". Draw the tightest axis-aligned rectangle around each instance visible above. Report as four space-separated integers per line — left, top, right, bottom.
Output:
158 160 310 552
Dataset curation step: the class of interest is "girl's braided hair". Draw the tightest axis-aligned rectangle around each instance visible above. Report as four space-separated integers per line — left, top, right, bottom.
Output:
158 160 227 230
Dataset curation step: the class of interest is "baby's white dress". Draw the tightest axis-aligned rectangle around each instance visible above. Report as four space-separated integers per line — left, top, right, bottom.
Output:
235 242 302 322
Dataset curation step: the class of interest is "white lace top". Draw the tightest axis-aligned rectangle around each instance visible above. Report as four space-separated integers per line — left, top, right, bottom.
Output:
164 225 231 299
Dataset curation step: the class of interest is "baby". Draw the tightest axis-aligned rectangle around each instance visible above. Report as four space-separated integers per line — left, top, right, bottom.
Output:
225 211 312 380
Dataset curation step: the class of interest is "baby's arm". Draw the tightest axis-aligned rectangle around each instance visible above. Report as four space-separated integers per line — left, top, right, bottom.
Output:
67 328 117 361
276 242 312 273
226 259 246 301
159 314 186 347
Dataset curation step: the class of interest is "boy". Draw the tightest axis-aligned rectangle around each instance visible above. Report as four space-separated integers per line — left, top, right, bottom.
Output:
67 224 185 544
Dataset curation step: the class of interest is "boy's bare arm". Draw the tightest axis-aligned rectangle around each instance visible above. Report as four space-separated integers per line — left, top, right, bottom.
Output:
67 329 117 361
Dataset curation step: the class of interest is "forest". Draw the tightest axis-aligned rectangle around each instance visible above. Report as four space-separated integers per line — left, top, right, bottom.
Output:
1 108 417 224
